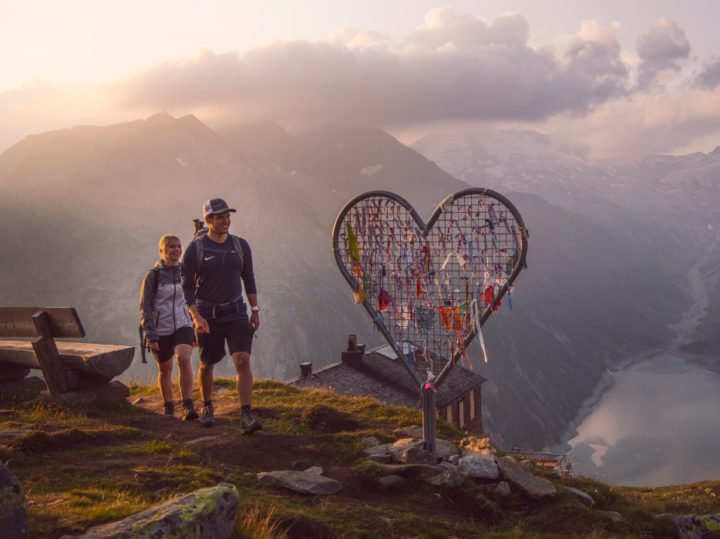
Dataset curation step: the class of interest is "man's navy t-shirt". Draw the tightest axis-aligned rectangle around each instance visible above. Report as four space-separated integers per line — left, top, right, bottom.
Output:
181 235 256 322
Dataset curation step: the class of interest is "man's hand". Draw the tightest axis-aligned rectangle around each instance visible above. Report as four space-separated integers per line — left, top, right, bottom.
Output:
149 341 160 352
250 311 260 331
194 314 210 334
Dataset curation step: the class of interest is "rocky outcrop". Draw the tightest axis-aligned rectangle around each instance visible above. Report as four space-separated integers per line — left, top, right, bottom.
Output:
0 462 26 539
63 483 239 539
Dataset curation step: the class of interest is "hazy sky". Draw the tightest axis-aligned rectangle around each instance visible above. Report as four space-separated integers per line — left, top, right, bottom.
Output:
2 0 720 158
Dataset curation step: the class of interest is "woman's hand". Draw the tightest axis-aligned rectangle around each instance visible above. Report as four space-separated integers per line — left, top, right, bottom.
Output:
250 311 260 331
149 341 160 352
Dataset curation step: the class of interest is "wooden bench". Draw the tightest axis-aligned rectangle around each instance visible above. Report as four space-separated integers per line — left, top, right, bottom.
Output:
0 307 134 403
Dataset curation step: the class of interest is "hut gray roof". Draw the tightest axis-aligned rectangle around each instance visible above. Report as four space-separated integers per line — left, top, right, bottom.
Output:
287 344 486 409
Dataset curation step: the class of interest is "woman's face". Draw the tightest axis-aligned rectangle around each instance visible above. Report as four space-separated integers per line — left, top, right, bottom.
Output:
161 239 183 264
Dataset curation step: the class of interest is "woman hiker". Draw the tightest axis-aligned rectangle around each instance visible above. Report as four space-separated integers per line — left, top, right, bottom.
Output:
139 234 199 420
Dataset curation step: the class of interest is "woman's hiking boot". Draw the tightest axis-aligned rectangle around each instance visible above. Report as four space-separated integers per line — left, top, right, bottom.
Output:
163 401 175 417
200 402 215 427
182 400 199 421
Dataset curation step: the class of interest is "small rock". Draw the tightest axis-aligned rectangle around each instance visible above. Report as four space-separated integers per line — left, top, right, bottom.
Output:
389 438 433 465
378 475 407 488
520 459 534 471
494 481 512 497
602 511 622 522
496 456 557 498
458 454 499 480
564 486 595 508
458 435 494 456
422 462 465 488
359 436 380 448
435 439 461 461
131 397 147 405
305 466 323 476
257 470 342 495
0 462 27 539
363 443 392 456
447 455 460 465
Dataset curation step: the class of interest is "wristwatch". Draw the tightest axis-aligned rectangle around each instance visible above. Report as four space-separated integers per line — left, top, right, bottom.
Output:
251 306 260 312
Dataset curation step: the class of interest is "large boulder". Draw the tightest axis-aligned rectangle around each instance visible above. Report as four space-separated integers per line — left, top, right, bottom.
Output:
64 483 239 539
0 462 27 539
658 514 720 539
496 456 557 498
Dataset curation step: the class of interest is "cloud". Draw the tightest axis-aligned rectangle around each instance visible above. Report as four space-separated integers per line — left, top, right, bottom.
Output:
118 11 629 129
637 18 691 89
696 57 720 90
407 7 529 48
549 89 720 158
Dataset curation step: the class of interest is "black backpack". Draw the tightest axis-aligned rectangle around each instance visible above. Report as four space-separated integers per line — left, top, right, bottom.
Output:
138 267 161 364
192 219 244 273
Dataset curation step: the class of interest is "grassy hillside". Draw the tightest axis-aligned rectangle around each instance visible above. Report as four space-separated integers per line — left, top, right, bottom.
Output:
1 380 719 538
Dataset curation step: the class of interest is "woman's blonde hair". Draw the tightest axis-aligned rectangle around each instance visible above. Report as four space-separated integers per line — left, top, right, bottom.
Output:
158 234 181 253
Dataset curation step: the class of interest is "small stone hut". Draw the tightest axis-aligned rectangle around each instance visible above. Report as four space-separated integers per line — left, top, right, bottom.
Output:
287 341 485 433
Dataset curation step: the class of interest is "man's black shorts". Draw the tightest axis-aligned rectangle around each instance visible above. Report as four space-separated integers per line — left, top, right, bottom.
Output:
153 326 194 363
197 317 255 364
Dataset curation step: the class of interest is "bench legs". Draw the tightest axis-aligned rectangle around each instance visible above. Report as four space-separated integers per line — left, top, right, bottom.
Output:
31 311 68 395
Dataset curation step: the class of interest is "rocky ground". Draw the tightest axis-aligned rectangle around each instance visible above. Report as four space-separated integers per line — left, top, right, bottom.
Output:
1 378 720 538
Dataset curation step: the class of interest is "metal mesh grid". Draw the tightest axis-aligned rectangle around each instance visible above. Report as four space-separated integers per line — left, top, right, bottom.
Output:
334 191 525 379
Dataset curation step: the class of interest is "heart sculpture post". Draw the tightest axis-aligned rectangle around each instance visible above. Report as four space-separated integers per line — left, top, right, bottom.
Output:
332 188 529 460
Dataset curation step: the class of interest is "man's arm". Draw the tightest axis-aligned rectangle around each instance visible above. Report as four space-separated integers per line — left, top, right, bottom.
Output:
241 240 259 330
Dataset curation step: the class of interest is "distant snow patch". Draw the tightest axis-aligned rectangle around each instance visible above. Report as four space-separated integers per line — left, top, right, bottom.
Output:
361 164 384 177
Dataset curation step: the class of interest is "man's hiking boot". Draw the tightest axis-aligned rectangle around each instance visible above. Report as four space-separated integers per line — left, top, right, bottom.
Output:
240 411 262 435
163 401 175 417
200 403 215 427
182 400 199 421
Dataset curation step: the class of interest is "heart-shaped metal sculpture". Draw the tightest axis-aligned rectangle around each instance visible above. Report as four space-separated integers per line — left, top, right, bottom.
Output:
332 188 528 387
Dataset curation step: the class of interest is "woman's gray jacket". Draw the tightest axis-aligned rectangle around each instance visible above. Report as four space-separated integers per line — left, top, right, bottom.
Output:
139 261 193 341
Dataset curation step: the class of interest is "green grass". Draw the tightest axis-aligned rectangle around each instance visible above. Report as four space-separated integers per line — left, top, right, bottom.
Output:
3 377 719 538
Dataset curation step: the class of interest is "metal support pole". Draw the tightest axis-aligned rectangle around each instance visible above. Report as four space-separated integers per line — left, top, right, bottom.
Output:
421 383 437 463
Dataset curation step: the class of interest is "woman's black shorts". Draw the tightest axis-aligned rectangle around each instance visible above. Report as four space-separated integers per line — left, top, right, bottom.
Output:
153 326 195 363
196 317 255 364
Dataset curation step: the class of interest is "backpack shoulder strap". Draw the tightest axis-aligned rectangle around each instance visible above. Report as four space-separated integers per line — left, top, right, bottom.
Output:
151 267 161 295
230 235 244 271
195 236 204 273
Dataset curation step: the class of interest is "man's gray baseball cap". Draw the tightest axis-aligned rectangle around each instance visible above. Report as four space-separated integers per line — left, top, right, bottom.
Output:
202 198 236 217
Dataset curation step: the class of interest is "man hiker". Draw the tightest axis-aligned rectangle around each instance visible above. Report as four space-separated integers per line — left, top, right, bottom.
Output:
181 198 262 433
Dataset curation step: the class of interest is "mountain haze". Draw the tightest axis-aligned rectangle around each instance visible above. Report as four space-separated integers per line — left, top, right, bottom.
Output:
0 114 695 448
